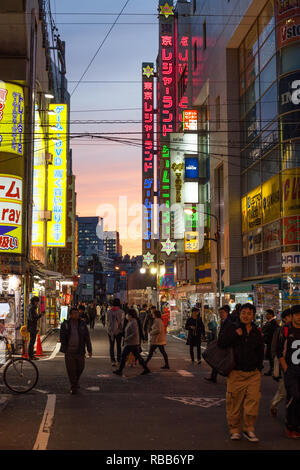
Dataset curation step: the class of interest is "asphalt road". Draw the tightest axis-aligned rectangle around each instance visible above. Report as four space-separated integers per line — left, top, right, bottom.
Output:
0 322 299 451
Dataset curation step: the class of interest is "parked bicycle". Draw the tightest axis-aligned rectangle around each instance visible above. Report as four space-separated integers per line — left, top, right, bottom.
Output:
0 336 39 393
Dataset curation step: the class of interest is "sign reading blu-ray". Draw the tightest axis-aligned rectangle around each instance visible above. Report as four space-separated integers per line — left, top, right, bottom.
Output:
185 157 199 180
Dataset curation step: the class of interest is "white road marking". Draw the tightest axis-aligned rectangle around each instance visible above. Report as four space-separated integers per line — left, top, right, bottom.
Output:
165 396 226 408
86 386 100 392
40 343 61 361
33 394 56 450
177 370 194 377
34 389 49 395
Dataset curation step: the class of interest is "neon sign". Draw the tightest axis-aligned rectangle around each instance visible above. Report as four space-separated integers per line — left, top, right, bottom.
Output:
47 104 67 247
0 174 22 253
142 62 155 255
0 81 24 156
159 2 174 18
178 36 190 125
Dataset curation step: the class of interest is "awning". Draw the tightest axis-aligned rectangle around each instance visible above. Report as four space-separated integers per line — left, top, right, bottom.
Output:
224 278 281 294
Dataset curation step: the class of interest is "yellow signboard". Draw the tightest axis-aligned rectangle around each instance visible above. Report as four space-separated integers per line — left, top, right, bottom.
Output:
262 174 280 225
0 81 24 156
247 186 262 231
184 231 200 252
32 107 46 246
242 196 247 233
47 104 67 247
0 174 22 253
282 168 300 217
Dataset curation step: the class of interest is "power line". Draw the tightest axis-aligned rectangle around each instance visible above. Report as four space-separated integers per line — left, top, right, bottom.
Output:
70 0 131 97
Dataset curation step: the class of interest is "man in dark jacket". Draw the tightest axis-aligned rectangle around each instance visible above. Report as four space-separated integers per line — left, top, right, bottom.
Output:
185 307 205 364
27 296 44 360
205 304 232 383
60 307 92 394
218 303 264 442
262 309 279 376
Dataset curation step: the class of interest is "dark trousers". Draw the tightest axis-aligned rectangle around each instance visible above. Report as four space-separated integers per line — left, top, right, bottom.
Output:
28 330 37 358
266 345 274 372
109 333 123 362
65 353 85 389
189 344 201 362
89 317 96 329
284 366 300 432
118 345 148 372
146 344 169 366
210 368 218 381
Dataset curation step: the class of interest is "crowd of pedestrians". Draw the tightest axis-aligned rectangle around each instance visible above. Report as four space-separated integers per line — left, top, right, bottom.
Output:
26 295 300 441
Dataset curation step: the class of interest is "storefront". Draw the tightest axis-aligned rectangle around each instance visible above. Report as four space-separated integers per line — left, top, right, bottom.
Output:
0 274 23 346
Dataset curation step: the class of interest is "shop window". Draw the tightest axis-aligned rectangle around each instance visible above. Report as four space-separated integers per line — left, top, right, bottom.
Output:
248 253 263 277
243 104 260 147
244 78 260 114
245 55 259 90
260 120 279 158
279 43 300 75
282 141 300 170
260 55 276 97
260 83 278 130
259 29 276 71
258 0 275 47
280 110 300 142
263 248 281 275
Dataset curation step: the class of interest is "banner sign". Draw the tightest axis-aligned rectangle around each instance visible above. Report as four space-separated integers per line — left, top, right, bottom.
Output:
0 81 24 156
47 104 67 247
0 174 22 253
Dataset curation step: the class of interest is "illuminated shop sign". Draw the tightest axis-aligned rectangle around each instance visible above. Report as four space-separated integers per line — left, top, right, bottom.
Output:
159 2 174 18
0 81 24 156
184 231 201 253
183 110 198 131
185 157 199 180
47 104 67 247
0 174 22 253
159 0 175 246
178 36 190 125
262 175 280 225
282 168 300 217
32 107 46 246
247 187 262 230
282 216 300 245
279 72 300 115
282 252 300 268
142 62 155 254
276 0 300 49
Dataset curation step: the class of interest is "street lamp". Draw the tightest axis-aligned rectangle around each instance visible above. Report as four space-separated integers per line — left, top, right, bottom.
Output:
184 207 222 308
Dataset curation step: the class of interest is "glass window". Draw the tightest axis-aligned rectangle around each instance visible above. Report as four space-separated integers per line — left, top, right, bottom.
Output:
261 148 279 182
282 142 300 170
245 78 260 114
240 74 246 96
248 161 261 191
279 43 300 75
244 104 260 146
248 253 263 277
258 1 275 47
245 55 259 89
280 110 300 142
241 138 260 165
259 29 276 71
245 22 259 67
260 83 278 129
263 249 281 275
260 55 276 96
241 172 247 194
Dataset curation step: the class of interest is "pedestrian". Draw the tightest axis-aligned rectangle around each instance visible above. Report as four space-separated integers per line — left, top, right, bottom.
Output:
144 306 156 343
60 307 92 394
185 307 205 364
107 298 125 366
230 303 241 323
218 303 264 442
100 304 106 327
277 304 300 438
145 310 170 369
270 308 292 418
0 320 7 365
96 304 101 323
207 311 218 342
27 296 45 360
262 309 279 376
205 305 232 383
87 301 97 330
113 309 150 376
138 304 148 344
78 304 89 325
161 307 170 335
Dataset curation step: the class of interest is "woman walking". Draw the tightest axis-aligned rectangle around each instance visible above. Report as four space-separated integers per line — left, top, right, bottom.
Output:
218 303 264 442
113 309 150 376
185 308 205 364
146 310 170 369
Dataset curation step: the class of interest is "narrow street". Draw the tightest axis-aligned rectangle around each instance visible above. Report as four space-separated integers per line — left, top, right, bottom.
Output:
0 321 298 451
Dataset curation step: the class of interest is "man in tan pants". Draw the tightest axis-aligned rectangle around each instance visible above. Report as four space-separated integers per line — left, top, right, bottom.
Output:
218 303 264 442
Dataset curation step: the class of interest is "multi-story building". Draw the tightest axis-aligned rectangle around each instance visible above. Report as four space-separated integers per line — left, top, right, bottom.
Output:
103 231 122 258
0 0 74 341
142 0 300 320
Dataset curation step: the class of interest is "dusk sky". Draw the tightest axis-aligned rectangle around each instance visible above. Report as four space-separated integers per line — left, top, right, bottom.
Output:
52 0 159 256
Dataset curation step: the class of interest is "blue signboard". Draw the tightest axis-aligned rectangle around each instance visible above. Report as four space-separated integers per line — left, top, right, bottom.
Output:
185 157 198 180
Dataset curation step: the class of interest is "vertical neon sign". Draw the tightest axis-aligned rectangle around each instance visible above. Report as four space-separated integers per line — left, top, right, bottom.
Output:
158 0 175 244
177 35 189 126
142 63 155 256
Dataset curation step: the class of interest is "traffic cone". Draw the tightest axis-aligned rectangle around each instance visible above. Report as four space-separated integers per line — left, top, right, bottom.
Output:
35 334 44 357
22 338 29 358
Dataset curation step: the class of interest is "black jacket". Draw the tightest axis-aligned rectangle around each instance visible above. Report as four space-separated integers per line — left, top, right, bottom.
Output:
185 316 205 346
27 304 42 333
218 321 264 372
60 319 92 355
262 318 279 347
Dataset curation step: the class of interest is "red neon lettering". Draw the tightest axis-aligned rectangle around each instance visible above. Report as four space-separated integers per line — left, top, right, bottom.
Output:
163 96 173 108
144 91 153 101
161 36 173 46
162 112 173 123
163 124 173 136
144 113 153 124
180 36 189 47
162 77 173 86
162 62 173 75
144 163 153 172
144 125 153 133
179 51 188 61
162 49 173 61
144 82 153 91
144 152 153 162
179 97 188 108
145 140 153 150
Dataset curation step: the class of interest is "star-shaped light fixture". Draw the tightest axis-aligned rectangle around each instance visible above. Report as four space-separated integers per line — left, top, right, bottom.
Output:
143 252 155 266
161 238 176 256
160 2 174 18
143 65 154 78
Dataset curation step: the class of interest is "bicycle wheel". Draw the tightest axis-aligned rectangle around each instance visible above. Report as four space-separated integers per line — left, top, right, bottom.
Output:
3 358 39 393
